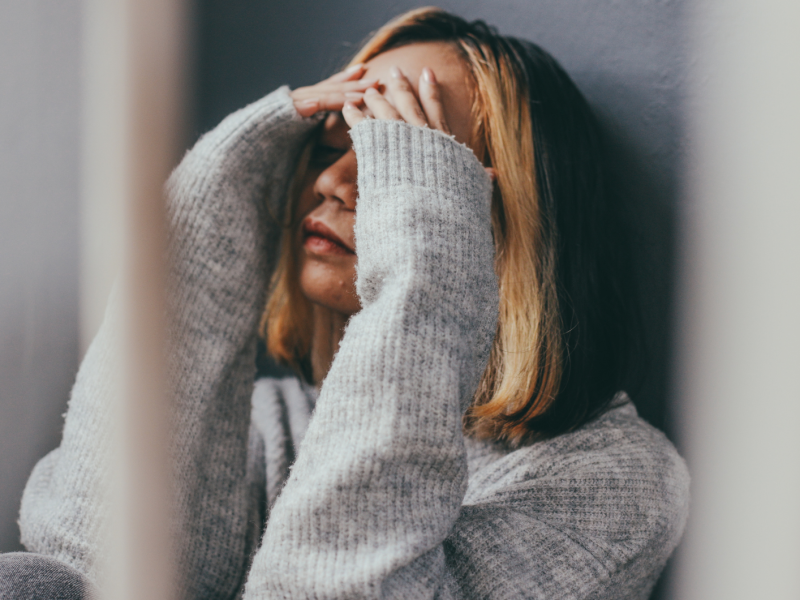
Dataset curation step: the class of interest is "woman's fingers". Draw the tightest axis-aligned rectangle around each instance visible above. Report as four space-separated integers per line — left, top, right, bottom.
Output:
310 88 370 112
289 63 376 118
302 64 452 132
366 66 452 134
418 68 451 134
384 67 428 127
292 79 378 101
342 101 367 128
363 87 402 121
293 98 321 118
291 79 377 117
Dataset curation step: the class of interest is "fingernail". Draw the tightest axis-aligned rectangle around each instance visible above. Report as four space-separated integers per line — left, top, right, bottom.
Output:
422 67 435 84
390 66 403 79
343 101 357 110
365 87 379 95
345 63 364 74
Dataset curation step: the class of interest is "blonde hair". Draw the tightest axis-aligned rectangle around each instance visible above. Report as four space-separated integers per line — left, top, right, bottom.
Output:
262 7 632 445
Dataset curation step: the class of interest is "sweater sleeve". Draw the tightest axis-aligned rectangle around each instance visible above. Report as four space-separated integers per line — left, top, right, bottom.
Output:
242 119 499 599
18 86 321 597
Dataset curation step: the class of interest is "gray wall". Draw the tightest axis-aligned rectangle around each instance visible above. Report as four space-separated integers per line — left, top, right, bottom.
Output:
0 0 82 552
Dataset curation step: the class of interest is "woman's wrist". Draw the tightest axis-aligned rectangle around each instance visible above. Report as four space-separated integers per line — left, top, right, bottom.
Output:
349 117 492 204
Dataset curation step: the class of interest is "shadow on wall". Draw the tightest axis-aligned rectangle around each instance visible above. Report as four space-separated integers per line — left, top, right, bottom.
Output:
592 74 682 435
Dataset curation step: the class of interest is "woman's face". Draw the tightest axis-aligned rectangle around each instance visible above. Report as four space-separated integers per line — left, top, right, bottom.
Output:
294 41 475 316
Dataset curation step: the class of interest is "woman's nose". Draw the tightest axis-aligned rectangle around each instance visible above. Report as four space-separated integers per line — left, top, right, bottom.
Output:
313 150 358 210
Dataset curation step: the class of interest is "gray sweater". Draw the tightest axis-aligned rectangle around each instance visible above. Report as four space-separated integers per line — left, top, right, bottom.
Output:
19 86 690 599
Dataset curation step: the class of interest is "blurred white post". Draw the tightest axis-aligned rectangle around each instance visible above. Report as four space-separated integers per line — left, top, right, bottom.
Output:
82 0 188 598
673 0 800 598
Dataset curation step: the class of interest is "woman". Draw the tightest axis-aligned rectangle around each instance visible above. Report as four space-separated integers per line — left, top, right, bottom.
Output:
9 7 689 599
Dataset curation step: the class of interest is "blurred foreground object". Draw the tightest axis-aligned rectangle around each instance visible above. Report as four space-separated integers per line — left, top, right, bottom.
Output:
673 0 800 598
82 0 188 598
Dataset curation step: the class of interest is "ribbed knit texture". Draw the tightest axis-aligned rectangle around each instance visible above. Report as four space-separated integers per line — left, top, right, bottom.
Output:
18 86 690 600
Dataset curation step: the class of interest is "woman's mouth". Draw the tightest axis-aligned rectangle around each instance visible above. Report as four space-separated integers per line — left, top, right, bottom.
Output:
301 218 355 256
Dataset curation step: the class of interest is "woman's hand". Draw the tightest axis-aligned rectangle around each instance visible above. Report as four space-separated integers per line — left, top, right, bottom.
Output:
341 66 451 134
342 66 496 181
290 64 379 118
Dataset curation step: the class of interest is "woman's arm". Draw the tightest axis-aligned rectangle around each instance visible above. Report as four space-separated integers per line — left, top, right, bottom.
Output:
243 116 498 598
162 86 329 598
18 85 321 595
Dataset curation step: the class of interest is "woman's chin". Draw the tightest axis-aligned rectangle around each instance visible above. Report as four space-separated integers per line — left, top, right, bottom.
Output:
298 262 360 316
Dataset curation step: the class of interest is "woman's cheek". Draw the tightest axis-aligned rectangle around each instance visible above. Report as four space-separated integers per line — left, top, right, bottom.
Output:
298 255 360 315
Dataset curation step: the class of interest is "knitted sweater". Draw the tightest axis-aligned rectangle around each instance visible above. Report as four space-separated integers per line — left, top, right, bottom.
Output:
18 86 690 599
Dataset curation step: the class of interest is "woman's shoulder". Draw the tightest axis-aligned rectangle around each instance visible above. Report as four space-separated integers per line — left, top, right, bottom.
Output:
464 392 690 549
538 392 688 477
468 392 688 484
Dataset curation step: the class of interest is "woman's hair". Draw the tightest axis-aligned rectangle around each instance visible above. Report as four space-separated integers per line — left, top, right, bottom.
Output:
262 6 639 445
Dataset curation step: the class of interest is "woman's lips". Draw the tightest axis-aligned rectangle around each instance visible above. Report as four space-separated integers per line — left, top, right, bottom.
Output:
302 218 355 255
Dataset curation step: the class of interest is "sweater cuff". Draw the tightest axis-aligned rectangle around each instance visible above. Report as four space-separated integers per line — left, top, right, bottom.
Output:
349 119 493 201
